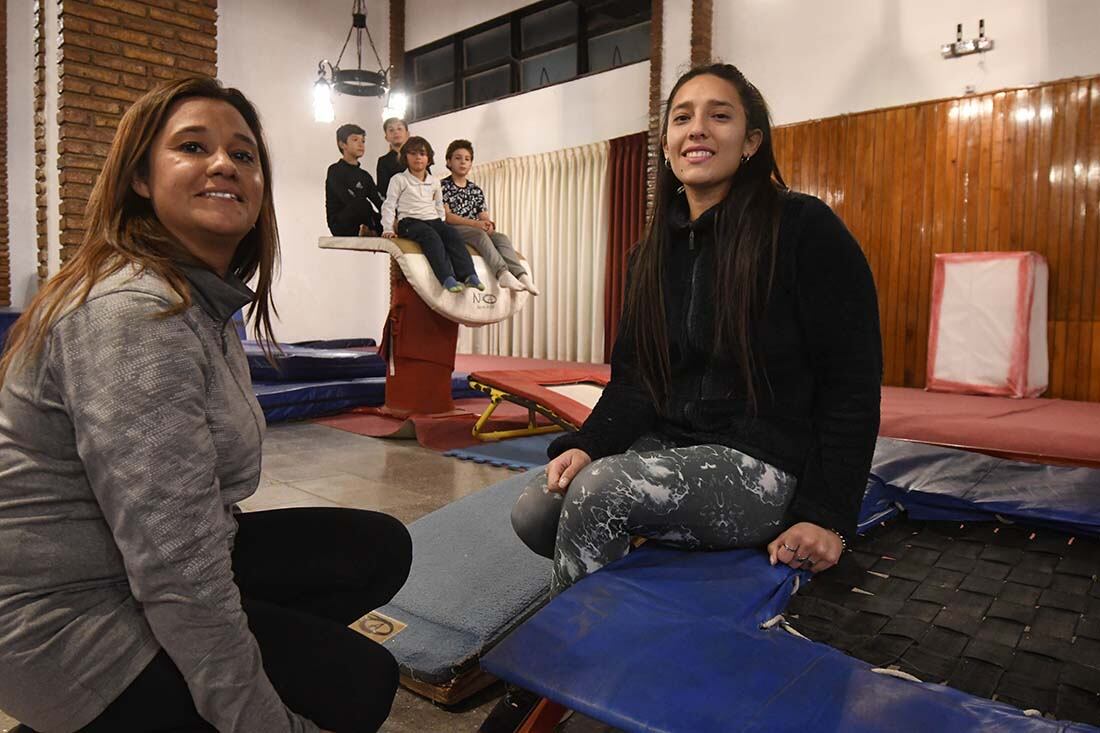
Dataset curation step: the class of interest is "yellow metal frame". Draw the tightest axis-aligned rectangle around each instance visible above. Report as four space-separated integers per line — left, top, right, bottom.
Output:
468 379 575 442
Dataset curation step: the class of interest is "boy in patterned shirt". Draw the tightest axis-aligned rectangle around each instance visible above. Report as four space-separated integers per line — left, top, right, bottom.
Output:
441 140 540 294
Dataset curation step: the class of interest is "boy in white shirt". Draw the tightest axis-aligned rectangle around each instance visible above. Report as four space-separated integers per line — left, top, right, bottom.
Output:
381 136 481 293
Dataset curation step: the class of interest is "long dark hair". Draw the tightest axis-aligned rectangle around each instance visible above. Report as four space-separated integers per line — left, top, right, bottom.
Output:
1 76 280 383
622 63 788 410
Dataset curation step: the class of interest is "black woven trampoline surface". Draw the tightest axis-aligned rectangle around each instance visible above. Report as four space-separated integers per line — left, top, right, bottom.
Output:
785 517 1100 726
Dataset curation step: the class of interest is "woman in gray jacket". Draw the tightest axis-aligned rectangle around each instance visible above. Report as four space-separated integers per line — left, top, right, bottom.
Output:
0 77 410 733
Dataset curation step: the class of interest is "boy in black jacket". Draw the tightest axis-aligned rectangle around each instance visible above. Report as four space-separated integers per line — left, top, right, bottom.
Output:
375 117 409 198
325 123 384 236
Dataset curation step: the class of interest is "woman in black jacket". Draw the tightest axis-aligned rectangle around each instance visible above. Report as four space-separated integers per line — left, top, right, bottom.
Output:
511 63 883 594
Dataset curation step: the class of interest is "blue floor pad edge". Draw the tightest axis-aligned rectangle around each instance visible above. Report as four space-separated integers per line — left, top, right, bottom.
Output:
256 372 482 423
484 546 1097 733
481 438 1100 732
443 434 557 471
374 471 551 685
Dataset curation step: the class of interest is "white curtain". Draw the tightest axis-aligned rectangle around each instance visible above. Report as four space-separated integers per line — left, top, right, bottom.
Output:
456 141 610 363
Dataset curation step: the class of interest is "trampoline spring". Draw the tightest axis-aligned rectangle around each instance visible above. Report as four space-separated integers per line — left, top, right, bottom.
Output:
761 614 786 630
780 622 810 641
871 667 923 684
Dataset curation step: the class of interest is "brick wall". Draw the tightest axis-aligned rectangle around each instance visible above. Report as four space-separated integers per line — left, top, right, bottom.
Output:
34 0 218 277
0 0 9 305
34 1 48 282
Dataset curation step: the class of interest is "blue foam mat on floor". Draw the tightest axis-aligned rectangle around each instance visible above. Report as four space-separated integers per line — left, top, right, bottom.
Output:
443 434 557 471
255 372 481 423
243 341 386 382
375 470 551 685
482 438 1100 732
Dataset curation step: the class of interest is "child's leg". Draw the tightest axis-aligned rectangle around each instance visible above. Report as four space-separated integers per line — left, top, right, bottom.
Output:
397 218 456 285
453 225 508 277
429 220 477 282
488 232 528 278
331 198 381 237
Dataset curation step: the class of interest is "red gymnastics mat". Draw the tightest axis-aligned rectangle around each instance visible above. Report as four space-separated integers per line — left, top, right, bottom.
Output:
881 386 1100 469
313 355 601 451
313 397 556 452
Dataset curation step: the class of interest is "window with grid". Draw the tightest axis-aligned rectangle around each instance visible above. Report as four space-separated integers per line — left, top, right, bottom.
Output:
405 0 651 122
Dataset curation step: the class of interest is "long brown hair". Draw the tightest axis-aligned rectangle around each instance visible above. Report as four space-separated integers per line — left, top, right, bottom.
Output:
623 63 788 411
0 76 280 383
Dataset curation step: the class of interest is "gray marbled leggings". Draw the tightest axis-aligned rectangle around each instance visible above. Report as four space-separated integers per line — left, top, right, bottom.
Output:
511 433 797 594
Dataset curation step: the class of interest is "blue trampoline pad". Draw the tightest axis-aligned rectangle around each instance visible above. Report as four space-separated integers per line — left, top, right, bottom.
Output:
483 440 1100 732
484 546 1095 733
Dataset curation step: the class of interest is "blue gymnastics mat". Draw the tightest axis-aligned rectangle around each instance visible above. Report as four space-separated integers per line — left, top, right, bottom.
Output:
443 434 557 471
242 341 385 382
482 438 1100 732
367 470 551 703
255 372 481 423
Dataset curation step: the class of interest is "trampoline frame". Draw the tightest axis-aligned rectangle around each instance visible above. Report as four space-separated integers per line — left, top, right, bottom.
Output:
467 380 579 442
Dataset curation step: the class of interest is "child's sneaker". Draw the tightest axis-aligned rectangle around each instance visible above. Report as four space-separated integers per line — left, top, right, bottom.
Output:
442 276 465 293
498 272 524 291
518 273 541 295
464 275 486 291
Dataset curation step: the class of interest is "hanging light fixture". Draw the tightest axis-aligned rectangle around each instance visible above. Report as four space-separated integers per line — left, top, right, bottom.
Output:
313 0 391 122
313 64 336 123
382 90 408 120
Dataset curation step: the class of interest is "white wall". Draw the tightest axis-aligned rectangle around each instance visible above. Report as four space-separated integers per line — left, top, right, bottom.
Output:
405 0 530 48
43 0 60 277
212 0 1100 342
410 62 649 167
405 0 650 166
711 0 1100 126
7 0 38 307
1040 0 1100 82
218 0 392 342
661 0 691 103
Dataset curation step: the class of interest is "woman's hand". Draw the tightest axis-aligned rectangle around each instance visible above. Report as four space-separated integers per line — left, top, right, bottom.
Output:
381 231 397 239
767 522 843 573
480 219 493 232
546 448 592 494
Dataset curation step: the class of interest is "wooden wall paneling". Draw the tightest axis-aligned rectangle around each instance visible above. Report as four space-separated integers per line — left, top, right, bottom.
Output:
883 107 903 387
771 75 1100 399
897 105 920 386
1085 80 1100 401
989 92 1007 251
975 95 994 250
1045 83 1066 396
957 98 977 252
1066 80 1085 400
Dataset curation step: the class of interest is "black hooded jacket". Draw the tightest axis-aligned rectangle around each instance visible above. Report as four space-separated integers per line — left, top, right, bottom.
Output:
549 192 883 540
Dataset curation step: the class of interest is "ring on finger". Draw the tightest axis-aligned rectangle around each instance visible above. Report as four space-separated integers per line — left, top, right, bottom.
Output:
782 543 799 553
796 554 810 563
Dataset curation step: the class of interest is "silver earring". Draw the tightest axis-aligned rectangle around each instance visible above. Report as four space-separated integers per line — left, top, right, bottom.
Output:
664 158 672 169
740 154 750 164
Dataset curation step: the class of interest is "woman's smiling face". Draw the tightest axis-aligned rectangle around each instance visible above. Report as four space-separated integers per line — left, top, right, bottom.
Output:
132 97 264 270
662 73 761 195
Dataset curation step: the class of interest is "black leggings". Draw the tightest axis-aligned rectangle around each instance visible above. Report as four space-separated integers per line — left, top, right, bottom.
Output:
77 508 412 733
511 433 796 594
397 217 476 285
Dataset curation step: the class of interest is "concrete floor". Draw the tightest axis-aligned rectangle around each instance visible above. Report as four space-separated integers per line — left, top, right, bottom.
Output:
1 421 617 733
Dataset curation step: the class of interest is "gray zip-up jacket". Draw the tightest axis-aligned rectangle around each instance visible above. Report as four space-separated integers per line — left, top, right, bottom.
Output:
0 266 318 733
